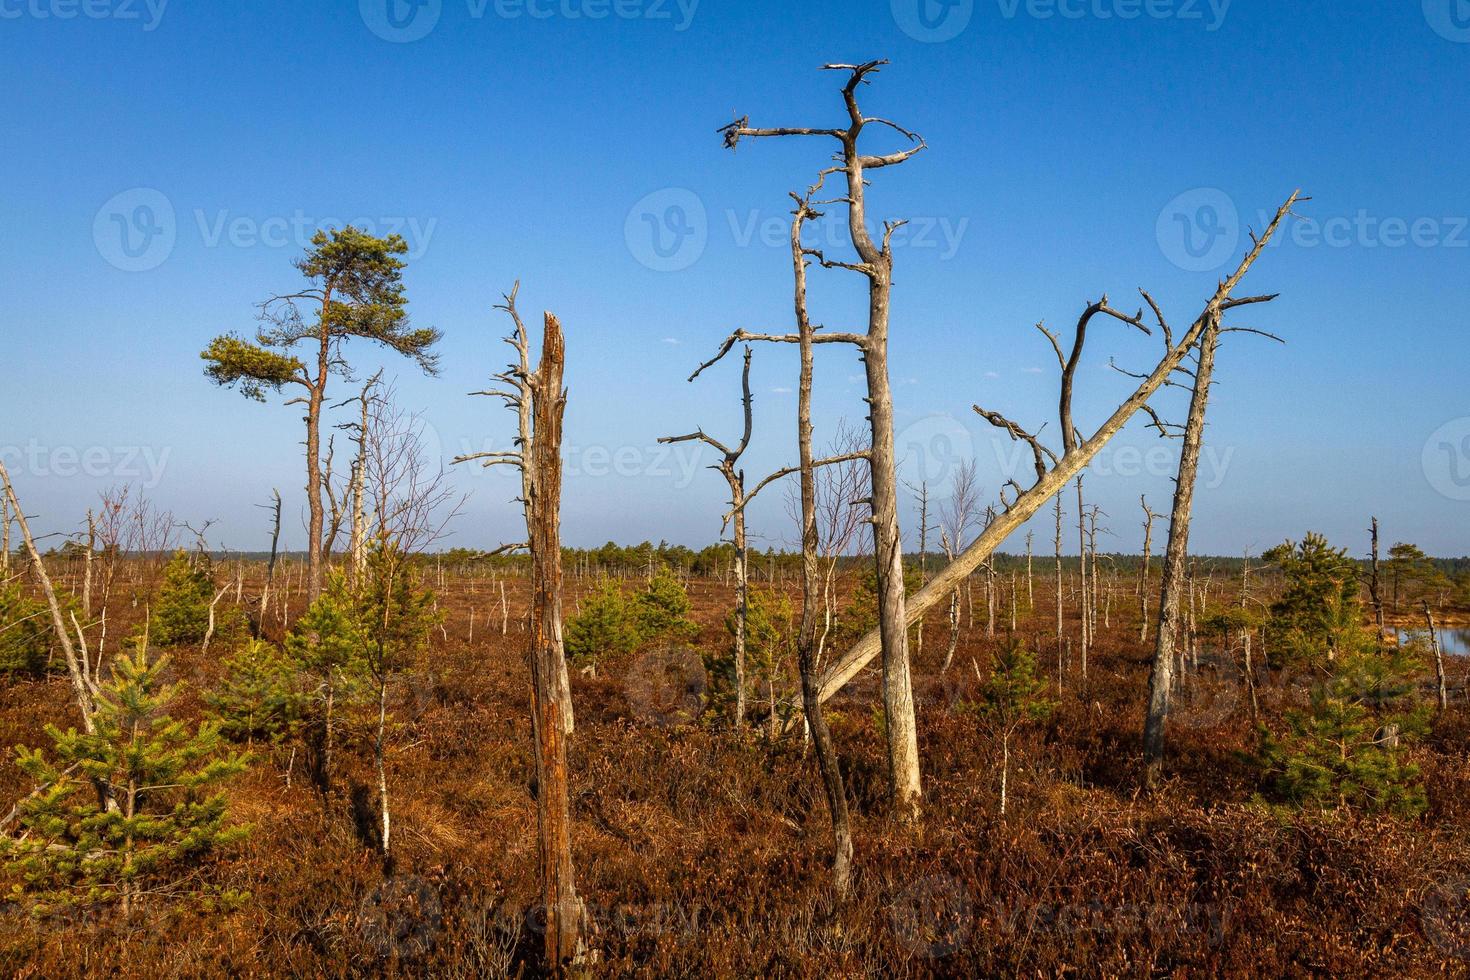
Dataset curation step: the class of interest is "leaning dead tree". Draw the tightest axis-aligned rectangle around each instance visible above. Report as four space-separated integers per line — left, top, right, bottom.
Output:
659 347 756 729
0 460 97 731
808 191 1304 713
1142 220 1295 784
454 283 574 736
708 59 927 821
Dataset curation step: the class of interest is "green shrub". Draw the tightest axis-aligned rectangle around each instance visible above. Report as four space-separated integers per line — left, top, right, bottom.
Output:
632 564 699 645
151 550 216 647
964 640 1057 728
1254 643 1430 816
0 583 51 675
0 640 249 914
565 578 640 665
206 639 305 746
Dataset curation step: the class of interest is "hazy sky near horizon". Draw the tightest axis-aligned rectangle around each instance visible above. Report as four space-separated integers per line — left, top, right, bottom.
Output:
4 0 1468 558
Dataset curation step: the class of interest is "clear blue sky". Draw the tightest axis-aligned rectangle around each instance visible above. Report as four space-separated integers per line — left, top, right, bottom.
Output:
4 0 1468 558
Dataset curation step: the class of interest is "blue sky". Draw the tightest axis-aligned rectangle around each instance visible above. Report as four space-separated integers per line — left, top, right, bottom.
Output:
3 0 1468 558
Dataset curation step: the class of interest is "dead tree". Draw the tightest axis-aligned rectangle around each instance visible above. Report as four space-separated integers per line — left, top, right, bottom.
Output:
455 283 574 736
0 461 98 731
1139 496 1163 643
938 460 981 674
790 192 854 896
710 60 927 821
256 490 283 637
1368 517 1386 648
1 493 9 578
1425 601 1448 712
1054 494 1065 671
524 312 586 968
335 371 383 585
809 191 1303 713
911 480 931 659
1142 220 1295 784
1025 530 1034 609
660 347 757 729
1075 477 1089 676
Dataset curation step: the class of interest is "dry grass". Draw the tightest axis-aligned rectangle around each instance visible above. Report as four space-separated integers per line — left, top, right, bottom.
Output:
2 565 1468 977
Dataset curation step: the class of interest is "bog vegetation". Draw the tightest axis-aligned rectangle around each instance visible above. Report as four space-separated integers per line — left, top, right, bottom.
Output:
3 62 1470 978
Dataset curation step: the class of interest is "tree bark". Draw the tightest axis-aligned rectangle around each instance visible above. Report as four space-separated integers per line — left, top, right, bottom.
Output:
526 313 584 969
810 188 1300 711
793 199 853 894
1143 309 1222 785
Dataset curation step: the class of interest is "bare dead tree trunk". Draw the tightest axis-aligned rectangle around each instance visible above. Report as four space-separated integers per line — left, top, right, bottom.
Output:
257 490 282 636
1026 531 1034 609
1054 494 1065 683
809 191 1303 711
1140 496 1161 643
661 347 756 729
1143 303 1229 785
457 284 573 735
710 61 925 821
792 194 853 895
0 461 97 731
940 532 960 674
82 510 95 617
1369 517 1386 649
1075 478 1089 680
914 481 929 659
346 373 382 585
1425 601 1448 712
526 313 585 969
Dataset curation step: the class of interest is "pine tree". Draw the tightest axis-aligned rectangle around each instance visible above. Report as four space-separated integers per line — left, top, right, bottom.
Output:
151 550 215 647
205 639 305 747
711 586 792 728
286 573 368 786
631 564 699 645
1 642 249 914
1262 533 1362 663
0 582 51 675
355 541 439 859
1255 643 1429 816
960 640 1056 814
564 578 639 666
